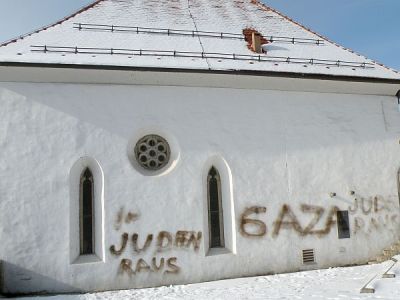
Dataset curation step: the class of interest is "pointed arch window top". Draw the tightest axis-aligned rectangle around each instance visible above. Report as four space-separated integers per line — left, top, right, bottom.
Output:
209 166 218 178
82 168 93 180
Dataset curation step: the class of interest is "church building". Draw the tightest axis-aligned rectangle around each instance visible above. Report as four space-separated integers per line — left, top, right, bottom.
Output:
1 0 400 295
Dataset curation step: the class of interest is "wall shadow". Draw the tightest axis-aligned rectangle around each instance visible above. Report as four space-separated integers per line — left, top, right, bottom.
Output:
0 261 82 297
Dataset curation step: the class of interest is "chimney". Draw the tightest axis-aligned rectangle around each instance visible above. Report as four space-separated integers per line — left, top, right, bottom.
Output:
251 32 262 53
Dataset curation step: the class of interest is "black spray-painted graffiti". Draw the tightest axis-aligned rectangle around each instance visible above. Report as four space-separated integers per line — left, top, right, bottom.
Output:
114 207 140 231
240 204 339 238
273 204 339 237
110 231 203 255
348 196 399 234
239 195 399 238
240 206 267 237
110 207 202 276
119 257 180 276
111 195 399 275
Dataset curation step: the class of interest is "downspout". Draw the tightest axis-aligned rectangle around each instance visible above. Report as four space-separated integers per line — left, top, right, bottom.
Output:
0 259 3 295
397 90 400 112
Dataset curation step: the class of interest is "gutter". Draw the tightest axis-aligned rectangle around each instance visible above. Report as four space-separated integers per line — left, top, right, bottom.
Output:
0 61 400 86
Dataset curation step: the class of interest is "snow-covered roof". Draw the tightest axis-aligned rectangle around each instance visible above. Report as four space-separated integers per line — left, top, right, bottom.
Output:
1 0 399 81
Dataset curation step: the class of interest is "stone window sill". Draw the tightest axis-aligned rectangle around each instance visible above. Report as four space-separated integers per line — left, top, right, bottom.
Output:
72 254 103 265
206 247 231 257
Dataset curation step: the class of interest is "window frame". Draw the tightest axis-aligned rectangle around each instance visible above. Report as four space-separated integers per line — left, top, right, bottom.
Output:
207 166 225 248
79 168 95 255
337 210 350 239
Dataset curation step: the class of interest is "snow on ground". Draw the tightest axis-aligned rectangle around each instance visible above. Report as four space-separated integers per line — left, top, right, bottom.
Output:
15 261 400 300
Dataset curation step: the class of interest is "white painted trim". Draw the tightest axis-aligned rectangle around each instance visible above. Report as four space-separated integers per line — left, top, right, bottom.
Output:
0 66 399 96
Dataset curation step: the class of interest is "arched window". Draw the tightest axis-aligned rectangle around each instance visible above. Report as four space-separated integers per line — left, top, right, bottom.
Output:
80 168 94 255
208 166 224 248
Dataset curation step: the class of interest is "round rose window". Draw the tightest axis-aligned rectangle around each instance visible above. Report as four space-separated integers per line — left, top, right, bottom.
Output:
134 134 171 171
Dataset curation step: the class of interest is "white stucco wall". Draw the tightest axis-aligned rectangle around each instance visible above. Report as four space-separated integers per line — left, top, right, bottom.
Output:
0 79 399 294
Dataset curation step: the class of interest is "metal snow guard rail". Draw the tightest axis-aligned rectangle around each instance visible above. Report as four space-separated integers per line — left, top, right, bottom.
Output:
30 45 375 69
73 23 325 45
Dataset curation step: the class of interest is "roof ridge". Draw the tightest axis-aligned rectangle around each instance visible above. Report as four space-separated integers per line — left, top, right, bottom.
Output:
0 0 107 48
252 0 400 75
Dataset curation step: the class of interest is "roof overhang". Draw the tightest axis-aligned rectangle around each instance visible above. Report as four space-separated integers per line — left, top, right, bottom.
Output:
0 62 399 96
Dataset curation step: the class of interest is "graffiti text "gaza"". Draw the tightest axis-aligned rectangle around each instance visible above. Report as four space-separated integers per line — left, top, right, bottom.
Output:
240 204 339 238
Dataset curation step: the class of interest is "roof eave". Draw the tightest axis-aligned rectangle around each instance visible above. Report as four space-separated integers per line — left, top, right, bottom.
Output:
0 61 399 97
0 61 399 84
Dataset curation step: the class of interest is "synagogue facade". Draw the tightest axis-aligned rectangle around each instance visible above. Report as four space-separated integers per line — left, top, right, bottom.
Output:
0 0 400 295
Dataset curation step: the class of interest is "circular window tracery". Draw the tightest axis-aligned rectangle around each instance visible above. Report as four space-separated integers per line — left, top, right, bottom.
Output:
134 135 171 171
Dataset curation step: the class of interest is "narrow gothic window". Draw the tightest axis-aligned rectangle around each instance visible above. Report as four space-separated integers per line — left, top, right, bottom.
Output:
80 168 94 255
208 167 224 248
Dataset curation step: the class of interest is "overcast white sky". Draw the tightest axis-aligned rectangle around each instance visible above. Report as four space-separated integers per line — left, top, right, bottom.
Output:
0 0 399 70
